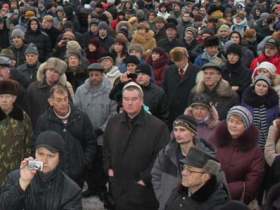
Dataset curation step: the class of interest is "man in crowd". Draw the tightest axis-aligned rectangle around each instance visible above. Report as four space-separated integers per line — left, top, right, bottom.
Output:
103 82 170 210
74 63 117 198
34 84 96 186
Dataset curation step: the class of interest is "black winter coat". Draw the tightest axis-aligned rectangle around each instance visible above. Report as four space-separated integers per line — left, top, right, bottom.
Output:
157 38 184 53
163 63 199 128
103 109 170 210
8 45 27 66
165 178 229 210
0 169 82 210
15 62 40 89
34 107 96 183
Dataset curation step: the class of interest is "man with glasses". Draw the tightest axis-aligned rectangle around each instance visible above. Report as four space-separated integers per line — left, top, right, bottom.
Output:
165 147 229 210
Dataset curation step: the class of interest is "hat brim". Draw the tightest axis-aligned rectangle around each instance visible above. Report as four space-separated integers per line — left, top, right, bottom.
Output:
36 144 59 153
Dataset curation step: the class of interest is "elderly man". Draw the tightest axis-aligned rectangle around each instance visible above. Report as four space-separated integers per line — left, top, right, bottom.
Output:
151 115 215 210
74 63 117 198
103 82 170 210
189 62 239 120
165 147 229 210
0 130 82 210
34 84 96 186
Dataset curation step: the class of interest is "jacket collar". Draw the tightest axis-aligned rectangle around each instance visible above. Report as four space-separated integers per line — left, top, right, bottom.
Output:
0 106 24 121
120 108 145 126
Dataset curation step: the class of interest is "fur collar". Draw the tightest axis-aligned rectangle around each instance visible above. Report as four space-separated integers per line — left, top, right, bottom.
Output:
178 177 218 202
211 122 258 152
193 79 235 98
242 86 279 108
0 106 24 121
132 30 155 44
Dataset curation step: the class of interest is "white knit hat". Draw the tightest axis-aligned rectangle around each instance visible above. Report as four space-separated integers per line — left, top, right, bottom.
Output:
254 61 277 74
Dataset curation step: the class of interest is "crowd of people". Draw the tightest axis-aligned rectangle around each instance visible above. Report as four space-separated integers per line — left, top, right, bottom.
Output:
0 0 280 210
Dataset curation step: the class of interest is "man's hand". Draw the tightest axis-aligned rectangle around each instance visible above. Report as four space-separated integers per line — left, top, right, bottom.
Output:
19 157 37 191
137 180 146 186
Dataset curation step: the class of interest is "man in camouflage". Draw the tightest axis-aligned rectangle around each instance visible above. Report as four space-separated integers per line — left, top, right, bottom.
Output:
0 78 32 185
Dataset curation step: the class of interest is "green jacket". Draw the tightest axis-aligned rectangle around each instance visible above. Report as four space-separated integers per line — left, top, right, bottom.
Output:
0 106 32 185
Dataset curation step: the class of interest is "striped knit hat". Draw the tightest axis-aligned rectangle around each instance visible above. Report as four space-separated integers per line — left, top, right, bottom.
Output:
227 106 253 129
173 115 197 134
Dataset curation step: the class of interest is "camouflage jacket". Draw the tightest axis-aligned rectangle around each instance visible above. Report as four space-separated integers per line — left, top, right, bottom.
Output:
0 106 32 185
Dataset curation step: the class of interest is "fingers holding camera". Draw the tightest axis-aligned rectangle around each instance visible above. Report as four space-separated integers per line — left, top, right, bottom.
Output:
19 157 37 191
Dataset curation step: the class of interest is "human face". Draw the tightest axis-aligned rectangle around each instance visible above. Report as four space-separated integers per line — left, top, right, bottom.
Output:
0 66 10 80
151 52 160 61
218 29 229 38
99 29 107 38
88 43 97 52
255 80 269 96
90 24 98 33
257 68 272 79
136 73 150 86
12 37 24 48
181 13 192 22
203 69 221 89
101 58 113 70
230 33 241 44
68 55 80 67
166 28 177 40
173 126 195 144
227 115 246 139
127 63 137 73
184 31 194 42
174 57 188 70
0 94 16 113
155 22 165 30
113 42 124 53
45 69 60 86
25 53 38 65
181 165 207 188
122 89 143 118
265 45 278 57
42 19 52 29
192 105 210 122
30 20 38 31
89 71 103 86
49 91 70 116
227 53 240 64
205 46 219 57
35 147 59 174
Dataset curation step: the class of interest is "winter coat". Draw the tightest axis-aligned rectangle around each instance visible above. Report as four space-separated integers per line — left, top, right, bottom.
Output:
142 83 169 123
105 66 122 85
15 62 40 89
103 109 170 210
163 63 199 128
26 64 74 128
230 18 249 37
221 61 251 96
66 64 88 91
189 79 239 120
250 54 280 74
0 169 82 210
210 122 265 204
146 51 169 87
151 139 216 210
242 86 279 148
0 20 10 50
194 52 224 68
98 36 115 54
25 19 52 62
183 39 198 63
74 78 117 144
157 38 184 53
0 107 32 185
34 106 96 183
177 20 193 41
131 30 157 52
8 44 27 66
165 178 229 210
43 26 60 49
240 47 255 68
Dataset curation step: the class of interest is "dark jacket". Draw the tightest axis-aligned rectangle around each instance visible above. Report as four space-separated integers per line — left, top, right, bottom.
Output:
44 26 60 49
165 177 229 210
98 35 115 54
0 169 82 210
8 44 27 66
189 79 239 120
15 62 40 89
157 38 184 53
103 109 170 210
210 122 265 204
34 106 96 182
151 139 216 210
25 19 52 62
163 63 199 128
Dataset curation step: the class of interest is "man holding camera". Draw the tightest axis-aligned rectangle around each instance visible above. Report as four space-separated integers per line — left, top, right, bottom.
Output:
0 130 82 210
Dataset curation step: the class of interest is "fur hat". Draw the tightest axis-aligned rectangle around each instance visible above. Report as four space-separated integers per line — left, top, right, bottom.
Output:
11 28 25 39
44 57 67 75
227 106 253 129
124 55 140 65
25 43 39 55
128 44 144 54
180 147 221 176
137 64 151 76
35 130 65 154
173 115 197 134
185 27 197 37
66 41 81 58
169 47 188 62
0 79 19 96
254 62 276 75
254 75 272 86
204 36 220 47
243 29 257 39
226 43 242 57
0 49 15 60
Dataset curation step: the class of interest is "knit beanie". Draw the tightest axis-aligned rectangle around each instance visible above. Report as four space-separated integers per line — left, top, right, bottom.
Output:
226 43 242 57
254 62 277 75
218 24 230 33
35 130 65 154
137 64 152 77
0 79 19 96
254 75 272 86
98 21 109 30
25 43 39 55
227 106 253 129
173 115 197 134
11 28 25 39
